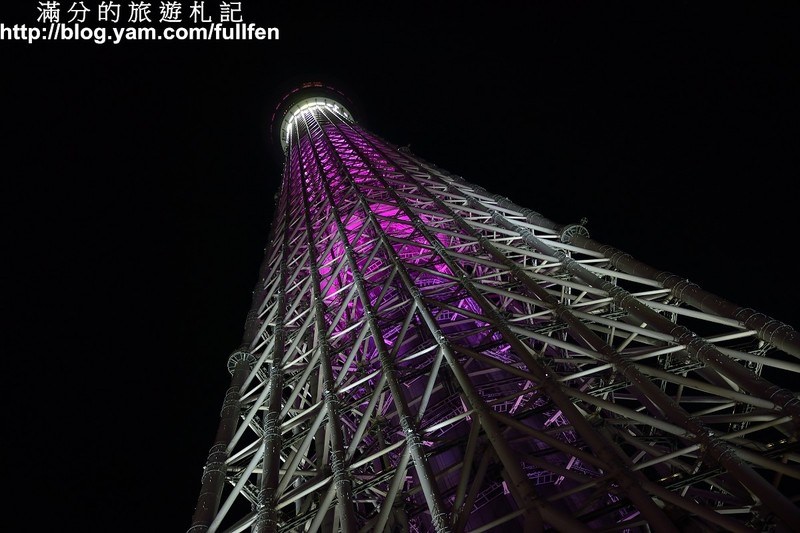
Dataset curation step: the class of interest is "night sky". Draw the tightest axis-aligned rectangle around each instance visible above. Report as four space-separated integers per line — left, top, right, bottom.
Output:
2 2 799 531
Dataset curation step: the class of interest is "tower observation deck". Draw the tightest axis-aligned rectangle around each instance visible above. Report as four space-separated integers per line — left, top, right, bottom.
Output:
189 82 800 532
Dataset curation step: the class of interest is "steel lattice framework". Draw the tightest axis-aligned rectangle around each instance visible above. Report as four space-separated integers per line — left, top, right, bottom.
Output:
189 84 800 533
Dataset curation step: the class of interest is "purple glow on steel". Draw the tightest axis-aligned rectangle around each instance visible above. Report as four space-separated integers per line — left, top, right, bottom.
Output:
275 107 626 530
195 86 793 533
287 112 546 372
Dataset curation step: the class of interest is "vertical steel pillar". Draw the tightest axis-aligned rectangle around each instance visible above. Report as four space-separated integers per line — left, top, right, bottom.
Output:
188 349 254 533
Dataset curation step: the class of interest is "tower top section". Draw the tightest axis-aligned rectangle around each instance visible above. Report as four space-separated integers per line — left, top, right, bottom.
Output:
272 82 355 152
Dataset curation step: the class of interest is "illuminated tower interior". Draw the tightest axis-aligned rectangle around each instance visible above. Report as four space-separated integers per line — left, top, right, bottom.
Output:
188 83 800 533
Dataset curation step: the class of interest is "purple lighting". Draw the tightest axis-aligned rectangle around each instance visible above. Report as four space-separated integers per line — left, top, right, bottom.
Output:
189 87 800 533
272 104 640 530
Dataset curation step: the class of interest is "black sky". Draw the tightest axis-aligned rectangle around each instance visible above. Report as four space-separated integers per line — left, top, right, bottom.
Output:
2 2 799 531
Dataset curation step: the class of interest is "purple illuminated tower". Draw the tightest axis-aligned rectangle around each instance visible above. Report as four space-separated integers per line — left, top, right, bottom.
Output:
188 83 800 532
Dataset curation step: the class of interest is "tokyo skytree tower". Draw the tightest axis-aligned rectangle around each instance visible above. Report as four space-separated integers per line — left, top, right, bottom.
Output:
188 83 800 532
